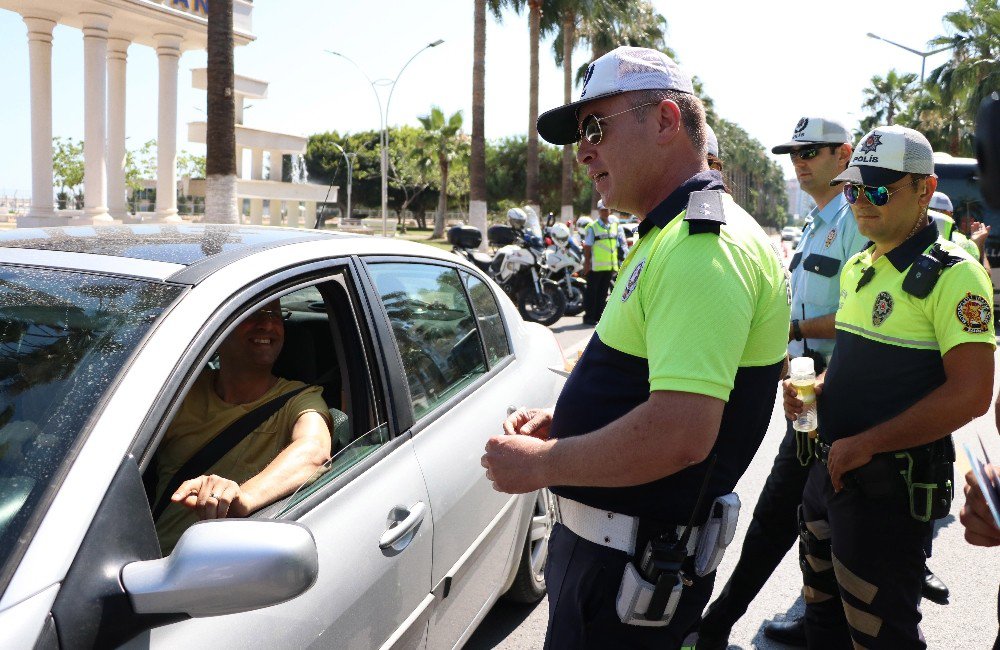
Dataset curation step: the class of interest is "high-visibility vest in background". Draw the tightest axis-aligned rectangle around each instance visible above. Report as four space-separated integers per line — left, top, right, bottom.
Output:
587 219 619 272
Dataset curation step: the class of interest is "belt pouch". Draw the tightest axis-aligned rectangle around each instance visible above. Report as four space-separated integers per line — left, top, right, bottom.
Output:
896 438 955 522
694 493 741 576
616 562 682 627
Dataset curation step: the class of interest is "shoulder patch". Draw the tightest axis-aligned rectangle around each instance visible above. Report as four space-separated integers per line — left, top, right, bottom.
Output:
621 259 645 302
684 190 726 235
956 292 992 333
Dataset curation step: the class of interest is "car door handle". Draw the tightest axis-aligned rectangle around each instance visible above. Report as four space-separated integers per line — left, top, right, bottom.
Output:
379 501 427 549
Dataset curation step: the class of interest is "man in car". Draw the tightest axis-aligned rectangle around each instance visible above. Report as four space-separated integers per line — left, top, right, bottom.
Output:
482 46 789 648
152 300 332 554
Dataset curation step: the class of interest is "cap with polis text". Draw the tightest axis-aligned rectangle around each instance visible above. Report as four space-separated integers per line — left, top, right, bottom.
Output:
536 46 694 146
771 117 852 154
830 125 935 186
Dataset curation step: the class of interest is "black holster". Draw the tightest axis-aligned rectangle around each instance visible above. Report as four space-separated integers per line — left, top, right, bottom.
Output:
894 436 955 522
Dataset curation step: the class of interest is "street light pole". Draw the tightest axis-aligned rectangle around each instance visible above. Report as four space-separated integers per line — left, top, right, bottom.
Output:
329 141 353 225
327 40 444 237
866 33 958 85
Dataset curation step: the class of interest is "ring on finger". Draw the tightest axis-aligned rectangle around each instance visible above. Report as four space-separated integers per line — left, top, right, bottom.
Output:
209 492 218 500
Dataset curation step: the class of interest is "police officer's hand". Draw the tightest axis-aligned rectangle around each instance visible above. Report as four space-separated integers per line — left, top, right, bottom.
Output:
826 436 874 492
970 221 991 250
481 434 554 494
781 378 824 421
503 407 553 440
961 466 1000 547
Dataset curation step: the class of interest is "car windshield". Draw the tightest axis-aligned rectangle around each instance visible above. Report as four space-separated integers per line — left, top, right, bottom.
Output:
0 265 183 574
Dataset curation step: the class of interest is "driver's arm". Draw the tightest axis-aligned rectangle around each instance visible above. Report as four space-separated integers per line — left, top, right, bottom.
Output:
171 409 331 519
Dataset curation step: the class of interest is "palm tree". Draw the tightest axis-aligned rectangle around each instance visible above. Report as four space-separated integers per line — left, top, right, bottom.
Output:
205 0 237 224
861 69 917 126
417 107 466 238
526 0 542 211
470 0 514 250
901 83 973 156
928 0 1000 129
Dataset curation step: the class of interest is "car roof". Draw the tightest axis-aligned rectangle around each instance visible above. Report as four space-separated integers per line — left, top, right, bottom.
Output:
0 224 463 284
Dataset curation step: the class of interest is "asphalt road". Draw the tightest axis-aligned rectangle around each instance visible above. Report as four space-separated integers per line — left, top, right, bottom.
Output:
468 314 1000 650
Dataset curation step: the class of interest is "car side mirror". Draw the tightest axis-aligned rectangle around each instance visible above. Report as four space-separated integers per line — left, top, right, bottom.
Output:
121 520 318 617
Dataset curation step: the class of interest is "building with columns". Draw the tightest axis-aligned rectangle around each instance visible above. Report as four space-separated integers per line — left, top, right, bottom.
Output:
186 69 335 228
1 0 255 228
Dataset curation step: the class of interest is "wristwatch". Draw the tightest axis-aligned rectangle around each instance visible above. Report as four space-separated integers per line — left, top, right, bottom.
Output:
791 319 803 341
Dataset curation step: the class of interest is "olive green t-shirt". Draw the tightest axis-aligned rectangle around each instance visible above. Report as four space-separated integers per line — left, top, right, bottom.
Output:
154 370 330 553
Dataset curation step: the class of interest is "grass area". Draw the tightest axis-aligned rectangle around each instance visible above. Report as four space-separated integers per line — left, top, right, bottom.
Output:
393 228 453 251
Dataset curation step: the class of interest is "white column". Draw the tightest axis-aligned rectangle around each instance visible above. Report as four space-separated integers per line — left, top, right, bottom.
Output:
304 201 317 228
23 17 57 223
106 38 129 220
269 200 283 226
249 199 264 225
287 202 301 228
268 150 282 181
81 13 112 223
235 147 244 179
251 148 264 180
154 33 182 223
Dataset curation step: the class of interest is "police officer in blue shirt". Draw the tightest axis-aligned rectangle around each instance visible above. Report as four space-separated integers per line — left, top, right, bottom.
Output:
697 117 867 649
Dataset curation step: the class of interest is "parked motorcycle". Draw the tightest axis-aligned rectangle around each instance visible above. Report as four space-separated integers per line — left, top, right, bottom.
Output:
543 222 586 317
448 218 566 326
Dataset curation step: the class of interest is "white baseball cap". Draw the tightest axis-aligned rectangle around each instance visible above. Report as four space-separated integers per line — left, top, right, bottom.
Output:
772 117 852 154
537 46 694 145
706 124 720 157
831 125 935 186
929 191 954 212
597 199 608 210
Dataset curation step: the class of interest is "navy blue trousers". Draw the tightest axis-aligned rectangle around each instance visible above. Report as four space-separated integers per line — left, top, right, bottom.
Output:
801 458 930 649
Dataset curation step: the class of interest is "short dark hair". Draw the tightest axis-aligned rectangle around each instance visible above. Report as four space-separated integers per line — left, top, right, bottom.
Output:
628 89 707 155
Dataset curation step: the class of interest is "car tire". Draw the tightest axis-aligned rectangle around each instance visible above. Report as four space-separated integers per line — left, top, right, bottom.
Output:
504 488 557 604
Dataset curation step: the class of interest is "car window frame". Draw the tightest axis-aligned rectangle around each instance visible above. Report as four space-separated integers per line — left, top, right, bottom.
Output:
357 255 515 436
128 257 409 523
459 269 513 368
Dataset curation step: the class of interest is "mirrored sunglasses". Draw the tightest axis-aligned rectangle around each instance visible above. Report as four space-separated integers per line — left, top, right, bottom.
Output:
247 307 284 322
789 146 822 161
843 179 918 207
578 102 661 145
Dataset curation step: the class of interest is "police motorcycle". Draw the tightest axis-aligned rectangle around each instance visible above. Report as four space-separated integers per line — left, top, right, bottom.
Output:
542 222 586 317
488 208 567 326
447 224 494 274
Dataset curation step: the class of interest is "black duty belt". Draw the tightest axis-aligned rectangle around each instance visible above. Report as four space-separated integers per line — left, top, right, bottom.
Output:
814 441 831 465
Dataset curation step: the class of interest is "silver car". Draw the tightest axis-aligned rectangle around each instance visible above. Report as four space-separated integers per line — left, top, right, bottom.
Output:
0 224 564 648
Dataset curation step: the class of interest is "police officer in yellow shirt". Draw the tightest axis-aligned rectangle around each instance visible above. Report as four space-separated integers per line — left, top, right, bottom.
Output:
784 125 995 648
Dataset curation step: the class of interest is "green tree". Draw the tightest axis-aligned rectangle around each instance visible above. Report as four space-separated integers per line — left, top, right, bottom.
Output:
860 69 917 126
928 0 1000 131
416 107 468 237
712 119 788 228
899 83 973 156
52 137 84 209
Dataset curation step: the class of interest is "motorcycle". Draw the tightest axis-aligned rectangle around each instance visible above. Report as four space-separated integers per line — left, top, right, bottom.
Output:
448 224 566 326
542 223 586 317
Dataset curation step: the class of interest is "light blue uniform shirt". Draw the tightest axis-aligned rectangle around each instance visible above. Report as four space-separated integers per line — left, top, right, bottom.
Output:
788 193 868 361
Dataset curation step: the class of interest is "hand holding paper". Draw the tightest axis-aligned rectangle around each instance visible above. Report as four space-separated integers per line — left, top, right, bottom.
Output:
961 437 1000 547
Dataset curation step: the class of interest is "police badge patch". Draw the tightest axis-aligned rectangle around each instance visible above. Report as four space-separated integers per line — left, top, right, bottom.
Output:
872 291 893 327
824 228 837 248
621 259 645 302
956 292 991 333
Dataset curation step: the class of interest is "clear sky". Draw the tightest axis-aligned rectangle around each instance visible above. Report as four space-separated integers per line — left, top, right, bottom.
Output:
0 0 966 199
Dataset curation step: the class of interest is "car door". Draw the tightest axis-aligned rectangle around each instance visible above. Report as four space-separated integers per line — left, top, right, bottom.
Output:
145 263 433 650
363 260 530 648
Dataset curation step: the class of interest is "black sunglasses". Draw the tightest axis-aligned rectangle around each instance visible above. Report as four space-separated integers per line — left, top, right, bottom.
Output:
843 179 919 207
577 102 660 145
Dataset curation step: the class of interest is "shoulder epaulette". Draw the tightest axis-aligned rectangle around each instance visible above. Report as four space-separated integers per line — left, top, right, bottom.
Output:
684 190 726 235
